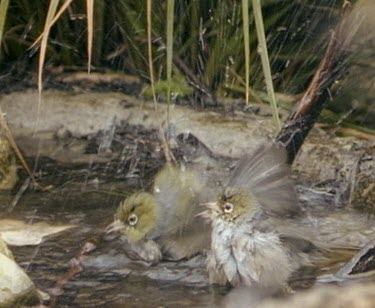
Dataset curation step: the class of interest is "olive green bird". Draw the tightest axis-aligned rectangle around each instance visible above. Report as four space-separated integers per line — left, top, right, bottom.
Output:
106 165 213 264
200 144 319 290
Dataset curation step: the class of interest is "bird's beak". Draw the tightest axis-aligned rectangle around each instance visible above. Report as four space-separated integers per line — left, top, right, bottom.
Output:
105 219 126 234
196 202 220 221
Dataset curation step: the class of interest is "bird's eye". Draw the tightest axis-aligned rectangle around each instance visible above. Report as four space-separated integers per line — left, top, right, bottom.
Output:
223 203 234 213
128 213 138 226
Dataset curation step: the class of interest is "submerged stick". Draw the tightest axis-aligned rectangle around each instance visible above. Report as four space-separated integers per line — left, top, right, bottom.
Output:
276 1 358 163
48 241 96 307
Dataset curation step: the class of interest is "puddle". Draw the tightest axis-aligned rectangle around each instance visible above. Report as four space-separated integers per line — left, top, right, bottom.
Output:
0 175 225 307
1 159 374 307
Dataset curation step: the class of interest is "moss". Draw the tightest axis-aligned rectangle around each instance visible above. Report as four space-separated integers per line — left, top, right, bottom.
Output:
142 78 193 100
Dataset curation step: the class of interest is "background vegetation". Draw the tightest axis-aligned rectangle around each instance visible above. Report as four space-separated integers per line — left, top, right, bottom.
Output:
1 1 344 92
1 0 373 133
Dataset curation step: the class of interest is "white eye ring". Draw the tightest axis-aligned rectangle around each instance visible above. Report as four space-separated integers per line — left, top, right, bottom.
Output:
128 213 138 226
223 203 234 213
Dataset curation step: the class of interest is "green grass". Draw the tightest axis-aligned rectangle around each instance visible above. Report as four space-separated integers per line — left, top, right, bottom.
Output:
0 0 346 100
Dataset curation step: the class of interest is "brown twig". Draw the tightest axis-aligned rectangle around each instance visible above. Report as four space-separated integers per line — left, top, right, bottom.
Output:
0 107 34 178
48 241 96 307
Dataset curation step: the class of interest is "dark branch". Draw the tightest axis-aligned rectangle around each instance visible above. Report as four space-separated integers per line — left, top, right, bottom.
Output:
276 2 355 163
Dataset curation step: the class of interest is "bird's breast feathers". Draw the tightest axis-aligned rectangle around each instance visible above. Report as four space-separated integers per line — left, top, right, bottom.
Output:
209 221 293 287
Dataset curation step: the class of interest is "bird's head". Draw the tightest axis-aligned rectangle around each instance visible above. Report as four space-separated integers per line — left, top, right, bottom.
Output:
106 192 157 242
199 188 258 223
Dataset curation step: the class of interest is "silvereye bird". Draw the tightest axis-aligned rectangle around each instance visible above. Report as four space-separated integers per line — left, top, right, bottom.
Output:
0 134 18 190
106 165 212 264
200 144 309 290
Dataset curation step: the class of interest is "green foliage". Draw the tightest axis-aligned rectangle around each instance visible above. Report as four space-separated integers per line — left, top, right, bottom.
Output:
142 73 193 100
0 0 344 96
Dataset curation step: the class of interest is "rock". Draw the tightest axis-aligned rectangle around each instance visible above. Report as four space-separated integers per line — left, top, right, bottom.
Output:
350 151 375 212
0 238 13 260
0 219 75 246
82 252 133 269
334 239 375 280
0 90 272 162
257 283 375 308
0 254 39 307
294 135 375 212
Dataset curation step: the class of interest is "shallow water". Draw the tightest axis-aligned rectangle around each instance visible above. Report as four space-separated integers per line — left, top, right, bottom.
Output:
1 164 374 307
0 182 227 307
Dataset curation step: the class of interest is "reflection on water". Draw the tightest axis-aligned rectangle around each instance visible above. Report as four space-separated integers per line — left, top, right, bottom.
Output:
1 173 374 307
0 188 226 307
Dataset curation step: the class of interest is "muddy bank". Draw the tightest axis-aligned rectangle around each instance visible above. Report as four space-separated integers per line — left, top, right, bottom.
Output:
1 89 374 212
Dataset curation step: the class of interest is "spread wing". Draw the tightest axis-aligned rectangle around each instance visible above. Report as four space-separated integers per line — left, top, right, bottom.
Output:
152 165 212 236
254 215 330 267
152 165 213 259
228 143 299 216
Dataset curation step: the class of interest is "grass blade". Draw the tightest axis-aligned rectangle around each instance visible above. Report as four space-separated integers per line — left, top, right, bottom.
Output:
0 0 9 57
241 0 250 105
35 0 59 133
166 0 175 111
147 0 157 110
30 0 73 50
86 0 94 73
252 0 281 131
